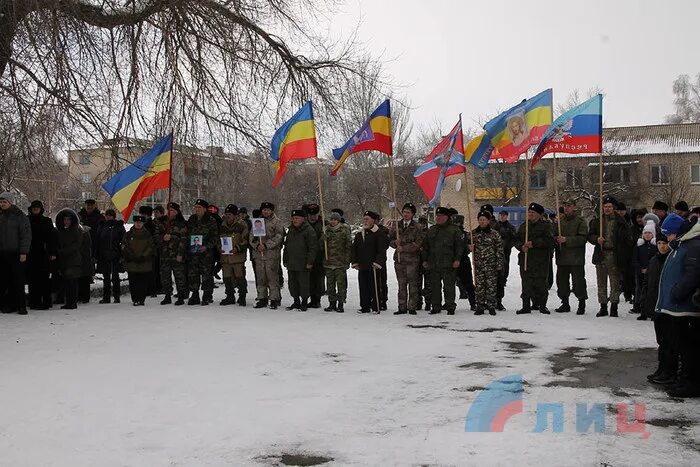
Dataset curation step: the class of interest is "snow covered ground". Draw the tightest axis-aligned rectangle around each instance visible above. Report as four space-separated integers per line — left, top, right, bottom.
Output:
1 246 699 467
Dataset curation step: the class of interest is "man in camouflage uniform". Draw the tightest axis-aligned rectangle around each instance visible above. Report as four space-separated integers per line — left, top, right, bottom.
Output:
554 199 589 315
472 211 504 315
186 199 219 306
588 196 631 317
249 202 285 309
514 203 555 315
218 204 249 306
304 203 325 308
423 206 464 315
154 202 188 305
495 210 517 310
389 202 424 315
323 211 351 312
416 216 431 311
283 209 318 311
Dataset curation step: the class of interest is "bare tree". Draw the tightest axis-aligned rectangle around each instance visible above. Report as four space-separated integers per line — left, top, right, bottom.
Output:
666 73 700 124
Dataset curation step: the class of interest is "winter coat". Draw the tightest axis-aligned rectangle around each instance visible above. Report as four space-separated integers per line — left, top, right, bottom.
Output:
283 221 318 271
55 209 84 279
389 220 424 263
95 219 126 273
308 219 325 266
154 215 188 260
186 212 219 257
219 218 249 264
657 223 700 317
423 222 464 269
472 226 504 271
634 239 657 273
80 226 95 277
249 214 286 262
555 214 588 266
351 225 389 270
323 223 352 269
644 251 669 317
587 213 631 268
495 220 517 253
122 226 154 273
514 219 555 269
27 211 57 271
78 207 104 257
0 204 32 254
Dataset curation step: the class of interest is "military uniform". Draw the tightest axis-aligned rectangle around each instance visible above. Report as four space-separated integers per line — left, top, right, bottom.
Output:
323 221 351 312
472 224 504 313
122 222 154 305
377 223 391 310
186 209 219 304
249 208 285 307
154 212 188 304
555 211 589 313
423 211 464 314
495 218 517 307
307 214 326 307
514 204 555 314
390 217 424 314
218 213 249 305
283 215 318 310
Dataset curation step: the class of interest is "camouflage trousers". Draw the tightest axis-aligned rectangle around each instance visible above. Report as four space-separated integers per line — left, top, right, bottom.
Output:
221 262 247 294
395 260 421 311
188 253 214 293
474 264 498 310
255 258 281 302
160 257 188 297
596 251 620 305
325 267 347 303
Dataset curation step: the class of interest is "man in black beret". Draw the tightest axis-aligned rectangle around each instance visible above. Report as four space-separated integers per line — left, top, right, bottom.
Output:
423 206 464 315
351 210 388 313
514 203 555 314
588 196 632 317
555 199 589 315
389 202 424 315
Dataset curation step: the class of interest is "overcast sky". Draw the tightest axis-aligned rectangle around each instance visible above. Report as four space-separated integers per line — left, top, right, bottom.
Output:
331 0 700 133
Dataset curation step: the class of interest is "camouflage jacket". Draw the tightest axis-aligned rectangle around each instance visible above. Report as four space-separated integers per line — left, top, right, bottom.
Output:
186 212 219 256
154 216 188 260
249 214 285 261
323 223 352 269
472 226 504 271
219 218 249 264
389 220 424 263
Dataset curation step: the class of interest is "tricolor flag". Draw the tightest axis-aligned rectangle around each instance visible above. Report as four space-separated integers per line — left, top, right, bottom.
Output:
483 89 553 163
270 101 318 187
102 133 172 221
331 99 392 175
531 94 603 167
464 132 494 170
413 117 465 206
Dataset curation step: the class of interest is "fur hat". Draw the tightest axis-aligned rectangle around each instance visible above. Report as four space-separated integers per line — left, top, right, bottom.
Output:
402 202 417 215
480 204 494 214
329 212 342 221
195 199 209 209
105 209 117 218
642 212 660 226
304 203 320 215
133 215 146 223
167 202 181 211
653 201 669 211
260 202 274 211
363 210 380 220
435 207 451 216
638 220 657 246
528 203 545 215
478 210 492 220
675 201 690 212
224 204 238 215
0 191 14 204
291 209 306 218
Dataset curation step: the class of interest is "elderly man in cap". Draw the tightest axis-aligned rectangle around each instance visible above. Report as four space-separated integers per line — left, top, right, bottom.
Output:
389 202 424 315
186 199 219 305
514 203 555 315
250 202 286 309
423 206 464 315
588 196 632 317
303 203 325 308
218 204 249 306
555 199 589 314
0 192 32 314
283 209 318 311
154 202 189 305
351 210 388 314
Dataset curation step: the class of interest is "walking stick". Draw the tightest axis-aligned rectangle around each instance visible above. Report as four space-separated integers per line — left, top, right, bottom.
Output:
372 266 381 312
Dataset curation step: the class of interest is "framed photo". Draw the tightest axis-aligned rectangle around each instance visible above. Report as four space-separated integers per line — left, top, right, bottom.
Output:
220 236 233 254
190 235 204 254
251 217 266 237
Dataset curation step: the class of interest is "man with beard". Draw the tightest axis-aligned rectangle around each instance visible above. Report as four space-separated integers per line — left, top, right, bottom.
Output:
351 211 388 314
26 200 57 310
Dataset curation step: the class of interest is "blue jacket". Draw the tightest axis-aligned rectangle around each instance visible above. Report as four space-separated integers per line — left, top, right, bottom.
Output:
657 223 700 317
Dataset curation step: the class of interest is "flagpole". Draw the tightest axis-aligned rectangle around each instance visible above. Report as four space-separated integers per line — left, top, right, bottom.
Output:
388 153 401 263
315 157 329 261
598 96 604 238
166 129 174 234
524 150 530 271
553 152 562 237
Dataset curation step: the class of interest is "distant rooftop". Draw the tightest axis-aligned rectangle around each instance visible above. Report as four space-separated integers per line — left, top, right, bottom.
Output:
603 122 700 155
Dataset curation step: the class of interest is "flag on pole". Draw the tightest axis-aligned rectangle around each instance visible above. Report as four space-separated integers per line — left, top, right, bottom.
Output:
102 133 172 221
483 89 553 163
531 94 603 167
464 132 494 169
270 101 318 187
413 118 465 206
330 99 392 175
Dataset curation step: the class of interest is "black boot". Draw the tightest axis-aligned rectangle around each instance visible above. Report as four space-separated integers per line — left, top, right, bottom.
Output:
308 298 321 309
429 305 442 315
269 300 280 310
537 297 551 315
160 295 172 305
113 296 120 304
496 301 505 311
394 309 408 315
474 308 485 316
219 294 236 305
336 302 344 313
576 300 586 315
324 301 337 312
17 306 28 315
596 303 608 317
174 294 185 306
516 298 531 315
610 303 619 317
237 294 247 307
99 296 110 304
286 299 301 311
201 291 213 306
488 308 496 316
555 299 570 313
187 292 200 306
299 299 308 312
424 301 432 311
254 299 268 309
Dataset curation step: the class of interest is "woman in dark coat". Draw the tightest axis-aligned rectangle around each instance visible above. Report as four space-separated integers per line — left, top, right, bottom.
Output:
122 215 154 306
95 209 126 304
27 200 57 310
55 209 85 310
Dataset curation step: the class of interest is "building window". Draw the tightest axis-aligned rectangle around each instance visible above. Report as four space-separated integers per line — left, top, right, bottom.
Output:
603 166 631 184
80 173 91 183
650 164 670 185
530 170 546 189
691 164 700 184
79 154 91 165
565 169 583 189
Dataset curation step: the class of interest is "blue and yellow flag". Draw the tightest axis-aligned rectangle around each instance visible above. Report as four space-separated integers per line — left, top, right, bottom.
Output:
270 101 317 187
